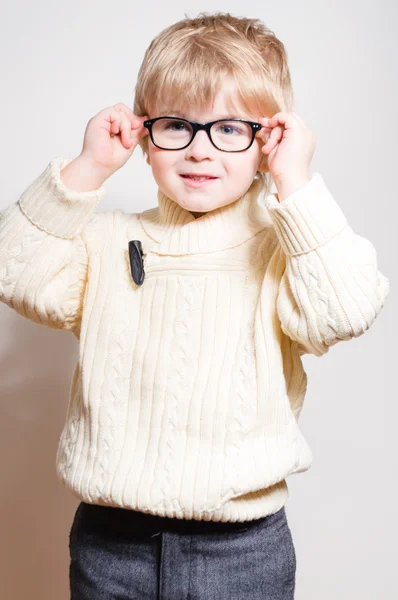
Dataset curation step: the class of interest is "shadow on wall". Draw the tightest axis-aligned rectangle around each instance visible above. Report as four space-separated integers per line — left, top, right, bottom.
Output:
0 305 80 600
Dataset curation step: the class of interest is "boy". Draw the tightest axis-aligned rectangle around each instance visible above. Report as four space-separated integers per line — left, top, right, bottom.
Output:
0 11 390 599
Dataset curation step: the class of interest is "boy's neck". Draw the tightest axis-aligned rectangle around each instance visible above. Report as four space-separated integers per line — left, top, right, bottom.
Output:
190 211 205 219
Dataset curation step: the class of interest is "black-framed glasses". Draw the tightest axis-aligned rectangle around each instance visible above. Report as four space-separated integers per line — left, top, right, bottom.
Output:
143 116 263 152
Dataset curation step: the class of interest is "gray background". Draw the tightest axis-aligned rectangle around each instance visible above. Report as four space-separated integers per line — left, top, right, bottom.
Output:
0 1 396 598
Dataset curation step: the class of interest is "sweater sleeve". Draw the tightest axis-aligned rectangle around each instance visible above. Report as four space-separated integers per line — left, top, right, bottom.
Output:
263 173 390 357
0 157 105 334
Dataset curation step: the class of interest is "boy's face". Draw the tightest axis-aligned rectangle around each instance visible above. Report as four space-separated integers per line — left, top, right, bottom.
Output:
145 82 266 218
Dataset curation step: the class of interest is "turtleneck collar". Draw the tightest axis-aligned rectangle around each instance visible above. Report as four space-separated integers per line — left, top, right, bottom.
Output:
137 177 272 256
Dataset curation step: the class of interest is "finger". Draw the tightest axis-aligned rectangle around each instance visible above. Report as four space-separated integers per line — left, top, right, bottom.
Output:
113 102 140 129
255 124 270 140
109 108 123 135
255 128 271 148
113 103 148 130
119 112 133 148
258 117 273 131
266 111 297 130
129 117 150 149
262 124 283 154
132 114 150 131
109 109 131 147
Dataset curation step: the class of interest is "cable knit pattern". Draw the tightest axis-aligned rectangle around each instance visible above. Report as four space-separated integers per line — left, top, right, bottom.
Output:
277 249 346 357
56 365 83 484
0 203 88 333
302 254 342 339
0 157 105 333
222 306 257 500
0 209 45 310
273 225 390 357
0 157 390 522
155 277 197 516
92 306 132 503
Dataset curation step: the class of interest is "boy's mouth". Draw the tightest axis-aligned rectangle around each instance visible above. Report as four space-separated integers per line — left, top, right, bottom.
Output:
180 174 218 181
180 174 219 188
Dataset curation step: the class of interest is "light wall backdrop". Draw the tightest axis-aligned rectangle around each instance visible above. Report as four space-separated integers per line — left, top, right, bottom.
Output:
0 1 396 598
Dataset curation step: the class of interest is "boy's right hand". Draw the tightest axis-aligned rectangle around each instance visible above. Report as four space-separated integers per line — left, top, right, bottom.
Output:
79 103 149 179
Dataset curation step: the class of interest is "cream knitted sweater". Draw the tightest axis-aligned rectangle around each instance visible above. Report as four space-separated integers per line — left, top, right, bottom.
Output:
0 157 390 522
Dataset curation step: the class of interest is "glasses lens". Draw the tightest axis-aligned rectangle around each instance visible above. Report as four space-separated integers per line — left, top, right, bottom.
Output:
210 120 252 151
152 118 193 149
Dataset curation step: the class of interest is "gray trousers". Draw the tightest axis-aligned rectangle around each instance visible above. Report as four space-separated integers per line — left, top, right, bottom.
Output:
69 501 296 599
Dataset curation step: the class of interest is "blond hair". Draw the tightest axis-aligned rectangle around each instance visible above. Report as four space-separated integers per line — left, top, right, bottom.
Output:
133 12 295 193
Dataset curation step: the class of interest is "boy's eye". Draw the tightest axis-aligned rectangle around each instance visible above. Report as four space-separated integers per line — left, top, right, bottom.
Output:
216 122 244 135
162 119 189 131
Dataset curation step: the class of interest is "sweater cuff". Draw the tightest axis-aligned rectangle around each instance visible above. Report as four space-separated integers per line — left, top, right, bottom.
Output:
262 173 348 256
18 156 106 239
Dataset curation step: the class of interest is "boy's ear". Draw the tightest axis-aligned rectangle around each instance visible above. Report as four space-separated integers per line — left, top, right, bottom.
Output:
257 154 269 173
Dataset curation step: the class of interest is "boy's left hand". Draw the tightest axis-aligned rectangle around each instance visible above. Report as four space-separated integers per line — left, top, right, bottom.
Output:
257 112 316 201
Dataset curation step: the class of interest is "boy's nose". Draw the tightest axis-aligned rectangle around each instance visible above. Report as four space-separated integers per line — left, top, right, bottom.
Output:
185 130 215 159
